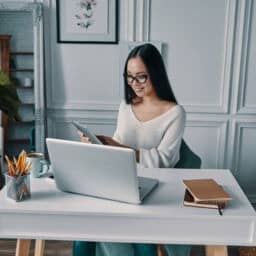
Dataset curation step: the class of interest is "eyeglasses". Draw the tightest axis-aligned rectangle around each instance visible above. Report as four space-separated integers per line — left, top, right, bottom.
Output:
124 73 148 84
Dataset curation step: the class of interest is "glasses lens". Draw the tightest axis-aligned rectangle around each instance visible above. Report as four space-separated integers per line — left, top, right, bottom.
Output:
125 74 148 84
137 74 147 83
126 75 134 84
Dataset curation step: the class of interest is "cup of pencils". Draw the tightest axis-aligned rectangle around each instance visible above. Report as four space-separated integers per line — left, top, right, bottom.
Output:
5 151 31 202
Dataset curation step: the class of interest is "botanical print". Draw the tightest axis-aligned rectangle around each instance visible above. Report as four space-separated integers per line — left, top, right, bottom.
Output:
58 0 116 43
75 0 97 29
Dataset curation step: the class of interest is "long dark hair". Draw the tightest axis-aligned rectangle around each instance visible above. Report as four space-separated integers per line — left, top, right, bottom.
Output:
123 43 177 104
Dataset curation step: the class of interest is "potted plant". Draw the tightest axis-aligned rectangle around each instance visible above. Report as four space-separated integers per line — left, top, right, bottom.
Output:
0 69 20 120
0 69 20 189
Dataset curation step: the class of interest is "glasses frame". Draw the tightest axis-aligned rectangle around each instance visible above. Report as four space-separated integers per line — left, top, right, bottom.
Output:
124 73 149 84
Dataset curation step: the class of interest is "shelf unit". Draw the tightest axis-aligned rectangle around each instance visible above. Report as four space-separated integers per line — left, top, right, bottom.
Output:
10 68 34 72
15 85 33 89
10 51 33 55
8 138 30 144
9 50 35 156
0 2 45 157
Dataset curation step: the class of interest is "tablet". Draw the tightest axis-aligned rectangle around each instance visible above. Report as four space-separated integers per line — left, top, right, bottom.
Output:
72 121 103 145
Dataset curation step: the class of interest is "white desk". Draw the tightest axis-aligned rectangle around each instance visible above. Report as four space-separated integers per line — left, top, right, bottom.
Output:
0 169 255 254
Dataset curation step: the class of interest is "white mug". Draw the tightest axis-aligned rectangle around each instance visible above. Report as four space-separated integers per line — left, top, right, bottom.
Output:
26 153 51 178
24 77 32 87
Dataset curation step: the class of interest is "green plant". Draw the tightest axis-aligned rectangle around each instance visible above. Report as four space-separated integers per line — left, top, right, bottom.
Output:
0 70 20 120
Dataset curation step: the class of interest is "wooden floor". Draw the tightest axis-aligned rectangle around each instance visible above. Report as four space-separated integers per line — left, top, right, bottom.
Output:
0 240 243 256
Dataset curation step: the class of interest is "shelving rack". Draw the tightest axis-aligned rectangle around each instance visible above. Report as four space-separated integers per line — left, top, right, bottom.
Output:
9 50 35 156
0 2 45 157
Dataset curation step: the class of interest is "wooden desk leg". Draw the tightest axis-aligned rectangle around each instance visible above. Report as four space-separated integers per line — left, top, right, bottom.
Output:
34 240 45 256
205 245 228 256
15 239 31 256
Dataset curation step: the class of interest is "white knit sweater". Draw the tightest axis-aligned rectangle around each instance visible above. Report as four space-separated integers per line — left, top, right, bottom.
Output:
113 101 186 168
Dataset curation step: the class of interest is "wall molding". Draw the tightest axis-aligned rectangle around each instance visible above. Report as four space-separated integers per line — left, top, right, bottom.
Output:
229 119 256 203
185 117 228 168
136 0 144 41
47 114 116 138
173 0 237 114
123 0 136 41
131 0 237 114
46 0 151 112
46 0 125 111
229 118 256 175
142 0 151 41
48 101 121 111
233 0 256 114
135 0 151 41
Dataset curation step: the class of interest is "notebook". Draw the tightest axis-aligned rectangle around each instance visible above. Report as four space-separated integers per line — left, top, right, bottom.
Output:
183 179 231 210
46 138 158 204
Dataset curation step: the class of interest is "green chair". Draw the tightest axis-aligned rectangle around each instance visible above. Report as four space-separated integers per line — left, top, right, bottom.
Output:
174 139 201 169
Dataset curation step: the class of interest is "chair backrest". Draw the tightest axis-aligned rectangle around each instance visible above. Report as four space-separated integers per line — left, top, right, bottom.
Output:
174 139 201 169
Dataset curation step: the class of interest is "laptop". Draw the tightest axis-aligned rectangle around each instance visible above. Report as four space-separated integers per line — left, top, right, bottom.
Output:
46 138 158 204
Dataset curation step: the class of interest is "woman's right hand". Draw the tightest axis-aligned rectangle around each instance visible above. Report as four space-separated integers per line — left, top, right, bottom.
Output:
77 130 92 144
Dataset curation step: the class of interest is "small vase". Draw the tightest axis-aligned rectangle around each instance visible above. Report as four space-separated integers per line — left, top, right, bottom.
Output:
5 173 31 202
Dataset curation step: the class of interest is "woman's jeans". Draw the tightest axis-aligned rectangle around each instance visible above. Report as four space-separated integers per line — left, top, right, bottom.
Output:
73 241 96 256
73 241 157 256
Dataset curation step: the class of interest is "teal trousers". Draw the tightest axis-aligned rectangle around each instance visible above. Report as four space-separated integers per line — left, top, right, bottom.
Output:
73 241 157 256
73 241 191 256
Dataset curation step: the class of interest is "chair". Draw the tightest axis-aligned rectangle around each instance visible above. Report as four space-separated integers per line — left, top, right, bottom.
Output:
174 139 202 169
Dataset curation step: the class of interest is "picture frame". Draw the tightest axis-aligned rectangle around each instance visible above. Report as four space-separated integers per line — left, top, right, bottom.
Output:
56 0 118 44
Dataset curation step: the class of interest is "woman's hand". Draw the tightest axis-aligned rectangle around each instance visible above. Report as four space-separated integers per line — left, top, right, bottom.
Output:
96 135 121 147
77 130 92 144
97 135 140 162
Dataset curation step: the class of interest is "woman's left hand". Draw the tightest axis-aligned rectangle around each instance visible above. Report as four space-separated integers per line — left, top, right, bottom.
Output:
96 135 122 147
97 135 140 162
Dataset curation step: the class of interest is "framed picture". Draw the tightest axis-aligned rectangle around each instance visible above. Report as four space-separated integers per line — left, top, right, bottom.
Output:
56 0 118 44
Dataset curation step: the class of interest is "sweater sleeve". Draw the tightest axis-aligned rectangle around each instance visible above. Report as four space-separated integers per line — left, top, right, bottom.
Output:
139 106 186 168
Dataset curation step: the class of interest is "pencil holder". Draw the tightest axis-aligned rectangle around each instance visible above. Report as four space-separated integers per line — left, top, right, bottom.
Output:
5 173 31 202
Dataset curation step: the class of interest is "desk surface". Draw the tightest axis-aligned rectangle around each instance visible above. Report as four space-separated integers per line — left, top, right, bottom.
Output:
0 168 255 246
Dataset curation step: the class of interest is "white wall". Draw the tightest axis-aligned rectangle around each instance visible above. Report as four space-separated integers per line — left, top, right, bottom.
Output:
148 0 256 201
43 1 256 202
45 0 122 145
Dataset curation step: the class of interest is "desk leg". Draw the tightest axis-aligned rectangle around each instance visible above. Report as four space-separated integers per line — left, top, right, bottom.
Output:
34 240 45 256
15 239 31 256
205 245 228 256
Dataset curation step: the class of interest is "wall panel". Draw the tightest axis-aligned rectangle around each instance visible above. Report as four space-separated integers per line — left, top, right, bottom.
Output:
150 0 235 113
230 120 256 202
235 0 256 114
44 0 256 202
184 118 228 169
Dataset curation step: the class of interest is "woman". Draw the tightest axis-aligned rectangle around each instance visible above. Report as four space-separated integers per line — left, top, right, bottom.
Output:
74 43 187 256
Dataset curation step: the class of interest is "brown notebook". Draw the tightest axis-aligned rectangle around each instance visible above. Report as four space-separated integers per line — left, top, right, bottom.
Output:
183 179 231 210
